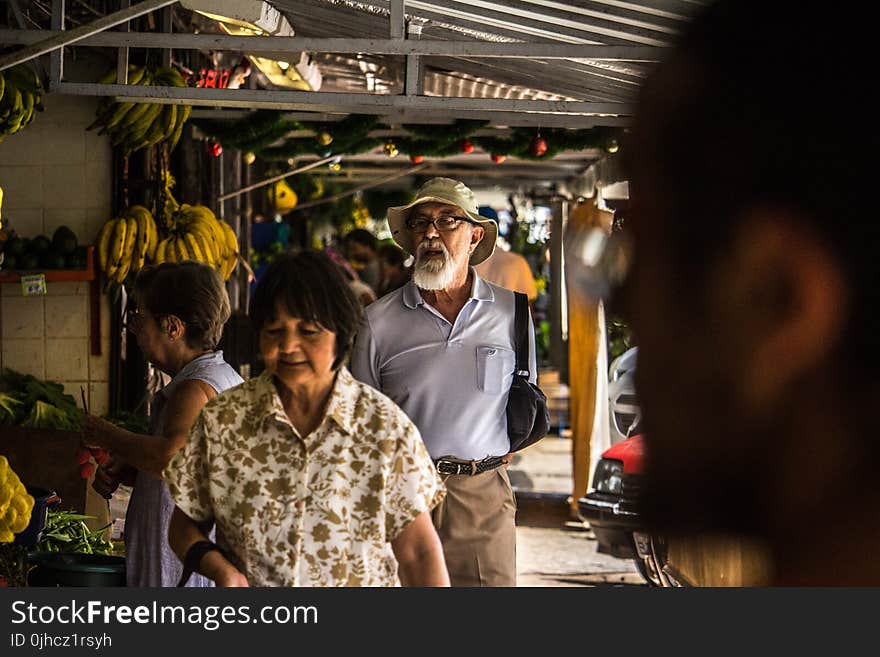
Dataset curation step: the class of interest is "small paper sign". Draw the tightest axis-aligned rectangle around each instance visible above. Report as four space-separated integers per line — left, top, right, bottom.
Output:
21 274 47 296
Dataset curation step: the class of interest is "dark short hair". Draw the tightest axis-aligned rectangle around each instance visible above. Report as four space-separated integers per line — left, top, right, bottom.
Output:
628 0 879 368
343 229 378 252
377 242 407 268
133 261 231 351
250 250 363 370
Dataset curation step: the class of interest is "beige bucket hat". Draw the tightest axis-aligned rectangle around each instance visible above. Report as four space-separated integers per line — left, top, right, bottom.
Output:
387 177 498 265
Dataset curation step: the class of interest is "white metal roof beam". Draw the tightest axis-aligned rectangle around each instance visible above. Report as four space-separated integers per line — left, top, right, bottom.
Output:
0 30 663 60
55 81 632 114
0 0 178 71
189 108 630 127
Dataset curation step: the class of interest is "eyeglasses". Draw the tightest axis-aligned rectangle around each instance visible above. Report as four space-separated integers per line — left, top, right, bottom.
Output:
564 223 633 302
406 215 473 234
123 306 144 332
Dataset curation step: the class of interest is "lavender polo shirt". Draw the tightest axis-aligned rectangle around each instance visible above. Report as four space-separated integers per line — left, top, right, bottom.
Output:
351 270 537 461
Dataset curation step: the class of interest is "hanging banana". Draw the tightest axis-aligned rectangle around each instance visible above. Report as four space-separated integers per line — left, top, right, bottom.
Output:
89 65 192 155
0 64 45 141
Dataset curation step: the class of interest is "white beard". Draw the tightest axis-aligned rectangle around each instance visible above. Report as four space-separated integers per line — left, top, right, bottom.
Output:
413 239 456 290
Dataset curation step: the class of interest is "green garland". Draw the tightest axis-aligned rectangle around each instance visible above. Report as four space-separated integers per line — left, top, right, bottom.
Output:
193 110 301 152
473 127 620 160
195 111 624 161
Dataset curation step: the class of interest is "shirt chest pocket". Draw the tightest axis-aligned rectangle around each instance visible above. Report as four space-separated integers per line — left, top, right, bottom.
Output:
476 346 516 394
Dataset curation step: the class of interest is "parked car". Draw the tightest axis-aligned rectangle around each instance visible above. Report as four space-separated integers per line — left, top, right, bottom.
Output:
578 434 663 585
580 347 771 586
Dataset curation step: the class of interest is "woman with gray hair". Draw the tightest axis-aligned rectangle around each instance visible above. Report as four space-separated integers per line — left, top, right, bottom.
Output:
164 250 448 587
81 261 243 587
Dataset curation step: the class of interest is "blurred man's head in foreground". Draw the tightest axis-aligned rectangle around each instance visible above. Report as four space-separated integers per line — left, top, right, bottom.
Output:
626 0 878 582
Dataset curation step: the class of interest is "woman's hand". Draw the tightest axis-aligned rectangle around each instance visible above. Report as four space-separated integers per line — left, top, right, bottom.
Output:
91 455 127 499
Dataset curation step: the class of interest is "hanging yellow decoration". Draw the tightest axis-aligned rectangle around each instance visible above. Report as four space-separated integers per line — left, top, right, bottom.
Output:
317 131 333 146
268 178 299 213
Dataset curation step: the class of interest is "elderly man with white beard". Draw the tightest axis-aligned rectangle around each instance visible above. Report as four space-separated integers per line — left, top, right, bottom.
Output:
351 177 538 587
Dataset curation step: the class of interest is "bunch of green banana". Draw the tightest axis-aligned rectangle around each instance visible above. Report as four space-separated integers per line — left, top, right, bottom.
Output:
0 64 45 142
156 204 239 280
88 65 192 154
95 205 158 285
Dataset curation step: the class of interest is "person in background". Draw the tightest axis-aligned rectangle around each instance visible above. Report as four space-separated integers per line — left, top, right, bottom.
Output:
473 206 537 302
325 246 376 307
595 0 880 584
343 228 381 293
351 177 537 587
164 250 449 587
81 262 243 587
376 241 412 297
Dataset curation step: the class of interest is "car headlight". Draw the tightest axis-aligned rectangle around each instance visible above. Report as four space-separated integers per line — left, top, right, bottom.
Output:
593 459 623 495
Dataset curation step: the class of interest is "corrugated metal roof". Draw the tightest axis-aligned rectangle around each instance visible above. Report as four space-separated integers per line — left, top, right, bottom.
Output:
262 0 703 189
271 0 704 103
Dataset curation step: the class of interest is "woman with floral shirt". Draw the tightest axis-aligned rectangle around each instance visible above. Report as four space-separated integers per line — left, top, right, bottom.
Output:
164 250 449 586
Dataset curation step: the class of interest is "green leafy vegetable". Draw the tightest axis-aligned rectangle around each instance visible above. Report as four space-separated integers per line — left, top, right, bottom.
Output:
0 392 24 425
21 400 82 431
0 368 83 431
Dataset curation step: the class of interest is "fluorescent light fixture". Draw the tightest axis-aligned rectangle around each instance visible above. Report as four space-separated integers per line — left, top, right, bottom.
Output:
179 0 294 36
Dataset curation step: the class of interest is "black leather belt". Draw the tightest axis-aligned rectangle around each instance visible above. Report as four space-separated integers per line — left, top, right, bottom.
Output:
434 456 507 476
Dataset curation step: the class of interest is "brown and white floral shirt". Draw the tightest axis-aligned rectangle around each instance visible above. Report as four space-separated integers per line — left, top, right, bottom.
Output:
164 367 444 587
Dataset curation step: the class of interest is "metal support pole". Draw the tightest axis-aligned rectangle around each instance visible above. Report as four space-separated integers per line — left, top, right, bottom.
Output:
217 156 337 202
550 196 570 385
117 0 131 85
0 0 178 72
49 0 64 91
390 0 405 40
8 0 27 29
160 5 172 68
405 54 422 96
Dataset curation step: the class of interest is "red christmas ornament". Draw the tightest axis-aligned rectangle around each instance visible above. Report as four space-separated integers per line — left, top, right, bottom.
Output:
529 137 548 157
410 154 425 164
460 139 474 154
210 141 223 157
491 153 507 164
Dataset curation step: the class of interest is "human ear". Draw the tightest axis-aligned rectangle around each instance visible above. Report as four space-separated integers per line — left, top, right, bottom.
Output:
470 225 485 252
163 315 185 341
716 213 849 408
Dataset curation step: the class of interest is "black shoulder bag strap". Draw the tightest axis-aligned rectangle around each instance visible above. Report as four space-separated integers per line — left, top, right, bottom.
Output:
513 292 529 378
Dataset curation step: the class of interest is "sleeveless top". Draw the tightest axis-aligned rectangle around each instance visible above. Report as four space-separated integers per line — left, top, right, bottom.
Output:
124 351 244 587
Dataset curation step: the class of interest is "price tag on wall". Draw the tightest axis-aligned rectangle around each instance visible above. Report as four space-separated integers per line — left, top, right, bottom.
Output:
21 274 47 296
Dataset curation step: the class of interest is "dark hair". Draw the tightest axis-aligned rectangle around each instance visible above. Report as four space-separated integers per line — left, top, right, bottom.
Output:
628 0 879 366
133 261 231 350
343 229 378 252
250 250 363 370
377 242 407 268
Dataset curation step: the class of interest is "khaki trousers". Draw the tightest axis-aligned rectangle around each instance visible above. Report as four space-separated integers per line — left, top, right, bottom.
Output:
431 467 517 587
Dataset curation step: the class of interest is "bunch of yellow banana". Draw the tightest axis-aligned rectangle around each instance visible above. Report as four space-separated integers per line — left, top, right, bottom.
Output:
0 64 45 143
95 205 159 285
88 65 192 154
155 204 239 280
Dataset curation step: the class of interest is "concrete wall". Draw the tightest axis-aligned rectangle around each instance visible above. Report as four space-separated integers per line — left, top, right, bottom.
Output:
0 95 113 415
